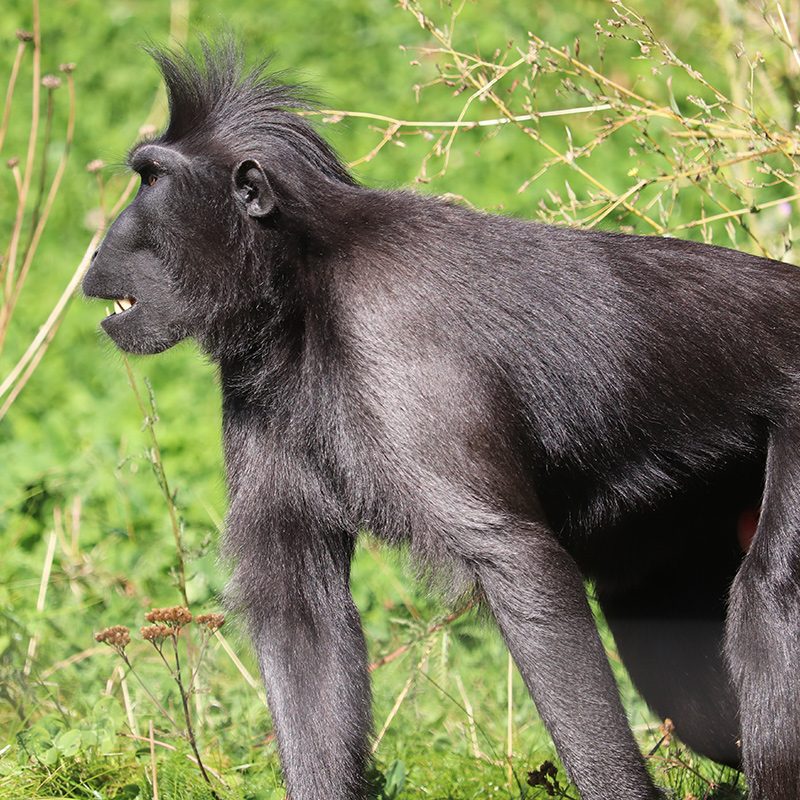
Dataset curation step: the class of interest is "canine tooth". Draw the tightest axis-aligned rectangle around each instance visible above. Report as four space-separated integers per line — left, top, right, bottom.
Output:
118 298 133 311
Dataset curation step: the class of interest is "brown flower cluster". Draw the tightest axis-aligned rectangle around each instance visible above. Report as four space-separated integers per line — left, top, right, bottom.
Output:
194 613 225 632
95 625 131 649
141 624 179 642
97 608 225 650
145 606 193 626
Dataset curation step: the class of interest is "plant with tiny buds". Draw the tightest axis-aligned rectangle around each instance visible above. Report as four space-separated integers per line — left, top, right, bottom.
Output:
98 609 224 798
145 605 193 626
0 15 85 418
0 13 141 421
94 625 131 656
195 613 225 632
140 624 178 642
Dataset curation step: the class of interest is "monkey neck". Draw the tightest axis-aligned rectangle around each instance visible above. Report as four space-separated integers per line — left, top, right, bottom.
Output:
211 232 344 410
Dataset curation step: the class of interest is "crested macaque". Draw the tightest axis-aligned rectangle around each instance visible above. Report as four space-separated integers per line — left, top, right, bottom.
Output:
84 42 800 800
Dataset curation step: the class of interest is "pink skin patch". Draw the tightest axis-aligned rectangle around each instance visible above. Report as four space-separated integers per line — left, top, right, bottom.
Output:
737 508 760 553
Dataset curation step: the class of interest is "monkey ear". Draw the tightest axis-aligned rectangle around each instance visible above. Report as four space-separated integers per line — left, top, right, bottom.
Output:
232 159 275 218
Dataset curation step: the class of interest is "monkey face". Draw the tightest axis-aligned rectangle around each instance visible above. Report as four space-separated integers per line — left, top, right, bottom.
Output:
83 144 219 355
84 141 283 357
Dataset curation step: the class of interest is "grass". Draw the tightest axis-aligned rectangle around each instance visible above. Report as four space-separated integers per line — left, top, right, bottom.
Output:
2 0 800 796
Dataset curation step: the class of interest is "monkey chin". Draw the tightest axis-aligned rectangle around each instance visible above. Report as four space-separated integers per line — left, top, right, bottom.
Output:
99 305 187 355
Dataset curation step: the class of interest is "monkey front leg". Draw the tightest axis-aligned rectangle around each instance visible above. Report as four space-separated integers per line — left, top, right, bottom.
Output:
239 529 372 800
474 526 662 800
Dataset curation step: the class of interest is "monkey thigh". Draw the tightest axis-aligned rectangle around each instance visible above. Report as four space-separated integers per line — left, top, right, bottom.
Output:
595 510 745 767
603 611 739 766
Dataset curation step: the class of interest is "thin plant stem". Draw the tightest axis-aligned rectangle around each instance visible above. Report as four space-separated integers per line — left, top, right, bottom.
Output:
368 601 473 672
171 635 219 797
123 732 227 783
28 83 55 237
122 358 189 608
0 175 137 418
307 102 611 129
4 0 41 300
4 71 76 332
187 630 213 691
149 720 159 800
118 652 179 728
0 40 27 152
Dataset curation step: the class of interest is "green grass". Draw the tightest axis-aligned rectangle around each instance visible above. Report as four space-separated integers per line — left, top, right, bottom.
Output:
2 0 799 796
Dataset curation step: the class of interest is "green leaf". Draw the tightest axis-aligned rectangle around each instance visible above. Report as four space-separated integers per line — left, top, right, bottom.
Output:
113 784 141 799
80 729 99 749
54 728 82 757
382 759 406 798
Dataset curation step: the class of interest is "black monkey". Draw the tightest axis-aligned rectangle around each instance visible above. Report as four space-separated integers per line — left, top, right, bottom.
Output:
83 42 800 800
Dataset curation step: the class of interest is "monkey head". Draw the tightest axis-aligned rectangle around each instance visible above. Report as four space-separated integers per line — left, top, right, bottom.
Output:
81 43 352 358
83 136 282 356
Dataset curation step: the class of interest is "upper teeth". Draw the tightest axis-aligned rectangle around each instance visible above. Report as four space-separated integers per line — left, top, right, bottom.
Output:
113 298 134 314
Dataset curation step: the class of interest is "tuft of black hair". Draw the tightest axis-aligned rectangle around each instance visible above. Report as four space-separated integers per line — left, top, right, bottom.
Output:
144 38 355 185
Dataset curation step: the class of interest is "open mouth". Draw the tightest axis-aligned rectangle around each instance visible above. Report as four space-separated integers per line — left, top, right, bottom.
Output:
104 297 137 319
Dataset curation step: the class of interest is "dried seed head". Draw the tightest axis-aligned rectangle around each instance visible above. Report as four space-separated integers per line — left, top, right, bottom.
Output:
141 624 177 641
86 159 104 174
16 30 34 42
95 625 131 649
42 75 61 90
59 62 76 74
6 157 19 169
195 613 225 631
659 717 675 745
145 606 192 626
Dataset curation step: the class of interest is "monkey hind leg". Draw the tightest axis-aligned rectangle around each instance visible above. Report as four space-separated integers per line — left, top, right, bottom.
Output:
726 421 800 799
472 522 662 800
602 608 740 766
596 503 749 768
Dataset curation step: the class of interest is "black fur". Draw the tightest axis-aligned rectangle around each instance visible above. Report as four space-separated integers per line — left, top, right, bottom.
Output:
83 41 800 799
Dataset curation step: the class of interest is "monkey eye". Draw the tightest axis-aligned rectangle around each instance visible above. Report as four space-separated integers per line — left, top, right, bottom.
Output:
146 173 158 187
